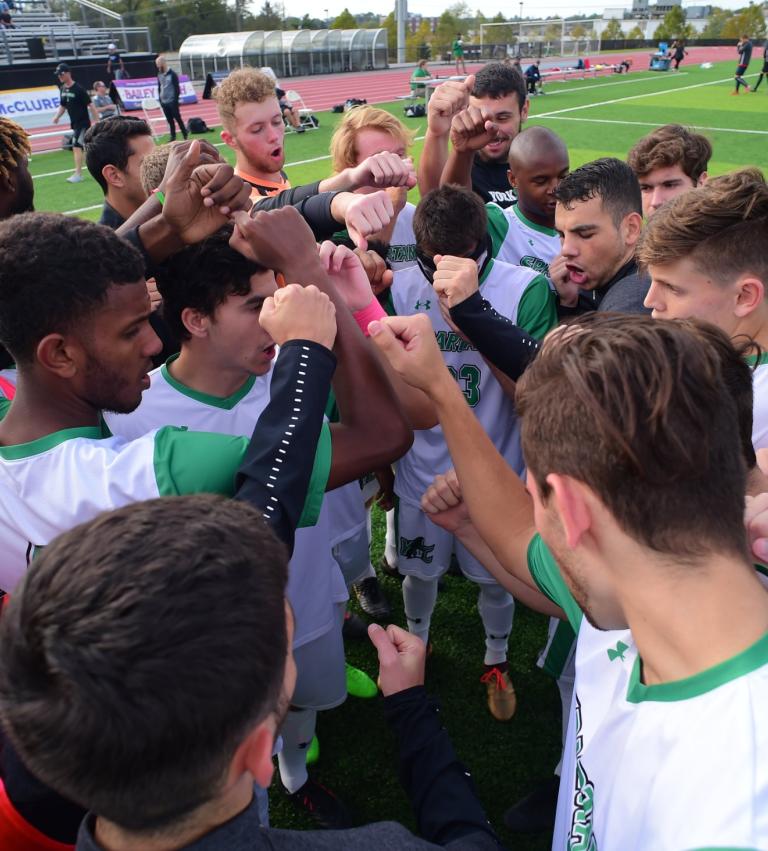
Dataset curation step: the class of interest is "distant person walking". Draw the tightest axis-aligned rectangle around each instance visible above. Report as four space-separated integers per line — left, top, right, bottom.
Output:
452 33 467 74
156 54 188 140
671 39 687 70
51 62 99 183
733 34 752 94
752 39 768 91
106 43 126 81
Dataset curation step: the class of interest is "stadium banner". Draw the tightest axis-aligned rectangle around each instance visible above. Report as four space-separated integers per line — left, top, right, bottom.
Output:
0 86 61 129
114 76 198 110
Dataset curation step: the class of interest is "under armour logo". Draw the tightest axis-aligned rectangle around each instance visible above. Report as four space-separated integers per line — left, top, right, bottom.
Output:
607 640 629 662
414 299 431 310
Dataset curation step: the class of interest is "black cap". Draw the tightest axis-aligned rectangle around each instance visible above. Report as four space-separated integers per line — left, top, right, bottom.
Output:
54 63 70 75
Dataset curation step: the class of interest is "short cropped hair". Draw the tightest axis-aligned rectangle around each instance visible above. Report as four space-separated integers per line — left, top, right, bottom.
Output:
472 61 527 111
554 157 642 228
0 495 289 832
84 116 153 194
214 68 276 132
637 167 768 286
0 212 145 364
627 124 712 183
0 117 30 183
330 106 415 172
517 314 748 561
140 142 173 194
413 184 487 257
159 226 267 342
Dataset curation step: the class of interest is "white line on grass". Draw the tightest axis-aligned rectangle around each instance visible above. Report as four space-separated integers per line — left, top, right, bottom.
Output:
536 114 768 135
546 72 688 96
534 76 733 119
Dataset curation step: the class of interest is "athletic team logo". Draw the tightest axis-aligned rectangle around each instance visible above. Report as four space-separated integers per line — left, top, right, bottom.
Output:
520 256 550 275
569 694 597 850
399 536 435 563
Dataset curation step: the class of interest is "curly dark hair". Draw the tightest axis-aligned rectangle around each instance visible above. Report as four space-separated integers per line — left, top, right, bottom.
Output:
158 226 267 342
554 157 642 227
413 184 487 257
0 212 145 364
472 61 527 110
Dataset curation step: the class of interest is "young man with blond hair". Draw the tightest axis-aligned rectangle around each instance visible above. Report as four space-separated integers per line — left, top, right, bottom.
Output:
215 68 416 204
627 123 711 218
638 167 768 448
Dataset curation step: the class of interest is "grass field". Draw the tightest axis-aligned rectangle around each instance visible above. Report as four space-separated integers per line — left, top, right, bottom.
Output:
28 58 768 849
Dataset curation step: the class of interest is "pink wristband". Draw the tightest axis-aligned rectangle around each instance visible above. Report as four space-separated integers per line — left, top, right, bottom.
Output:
353 298 387 336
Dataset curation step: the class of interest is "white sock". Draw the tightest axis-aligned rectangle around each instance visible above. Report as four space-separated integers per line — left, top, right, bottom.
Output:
477 583 514 666
403 574 438 645
277 707 317 793
385 508 398 567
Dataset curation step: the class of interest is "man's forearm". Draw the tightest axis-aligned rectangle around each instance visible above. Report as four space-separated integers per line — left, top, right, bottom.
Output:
440 149 474 191
417 130 449 196
430 371 536 583
235 340 336 552
385 686 502 848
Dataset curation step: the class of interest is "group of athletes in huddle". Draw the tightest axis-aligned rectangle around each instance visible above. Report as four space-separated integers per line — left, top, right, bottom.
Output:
0 59 766 850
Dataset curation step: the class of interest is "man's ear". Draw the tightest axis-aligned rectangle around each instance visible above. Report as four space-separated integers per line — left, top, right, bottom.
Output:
507 168 518 190
227 722 276 791
101 163 125 189
36 334 80 379
221 129 237 151
696 171 708 187
181 306 211 339
621 211 643 250
734 275 765 319
547 473 592 549
520 98 530 123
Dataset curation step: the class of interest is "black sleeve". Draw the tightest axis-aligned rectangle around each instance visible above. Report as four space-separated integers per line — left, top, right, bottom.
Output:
77 83 91 107
251 180 324 211
449 290 540 381
258 190 343 241
235 340 336 552
173 69 181 98
384 687 503 849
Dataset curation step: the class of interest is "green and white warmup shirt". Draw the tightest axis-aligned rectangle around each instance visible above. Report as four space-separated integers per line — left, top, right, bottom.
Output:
106 357 346 649
385 202 417 270
528 534 768 850
486 202 560 277
388 258 557 505
748 353 768 450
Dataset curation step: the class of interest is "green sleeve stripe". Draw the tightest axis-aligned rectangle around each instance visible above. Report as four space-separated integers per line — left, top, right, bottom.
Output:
298 421 332 527
516 274 558 340
153 426 248 497
384 290 397 317
486 203 510 259
540 618 577 679
325 390 339 423
527 534 583 632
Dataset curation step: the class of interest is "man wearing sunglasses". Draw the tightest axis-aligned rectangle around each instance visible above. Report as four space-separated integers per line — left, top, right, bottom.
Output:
52 63 99 184
383 184 557 721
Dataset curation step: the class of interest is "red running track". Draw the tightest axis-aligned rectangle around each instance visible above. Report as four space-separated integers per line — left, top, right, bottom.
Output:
28 46 735 154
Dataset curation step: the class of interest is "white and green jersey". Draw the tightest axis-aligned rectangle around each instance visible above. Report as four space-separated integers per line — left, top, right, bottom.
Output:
528 534 768 850
0 418 325 593
749 354 768 450
388 259 557 503
385 202 417 270
486 202 560 277
106 357 345 649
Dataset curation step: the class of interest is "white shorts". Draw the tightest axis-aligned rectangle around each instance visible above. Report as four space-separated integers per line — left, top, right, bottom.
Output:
395 497 499 585
332 524 370 586
291 603 347 710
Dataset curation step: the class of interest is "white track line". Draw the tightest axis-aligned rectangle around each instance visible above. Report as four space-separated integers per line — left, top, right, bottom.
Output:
536 114 768 135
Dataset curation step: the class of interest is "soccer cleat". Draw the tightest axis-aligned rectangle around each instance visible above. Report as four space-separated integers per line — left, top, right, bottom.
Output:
503 774 560 832
346 663 378 699
352 576 391 618
305 735 319 765
481 665 517 721
730 91 740 95
342 609 368 641
66 173 84 183
287 777 353 829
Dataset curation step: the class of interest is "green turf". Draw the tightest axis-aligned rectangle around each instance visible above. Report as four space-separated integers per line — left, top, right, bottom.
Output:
28 58 768 847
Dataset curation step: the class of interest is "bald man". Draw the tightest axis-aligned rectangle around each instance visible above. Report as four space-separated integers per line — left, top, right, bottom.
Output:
485 126 569 275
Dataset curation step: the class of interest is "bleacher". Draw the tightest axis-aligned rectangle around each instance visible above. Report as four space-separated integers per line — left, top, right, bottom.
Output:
0 0 150 64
